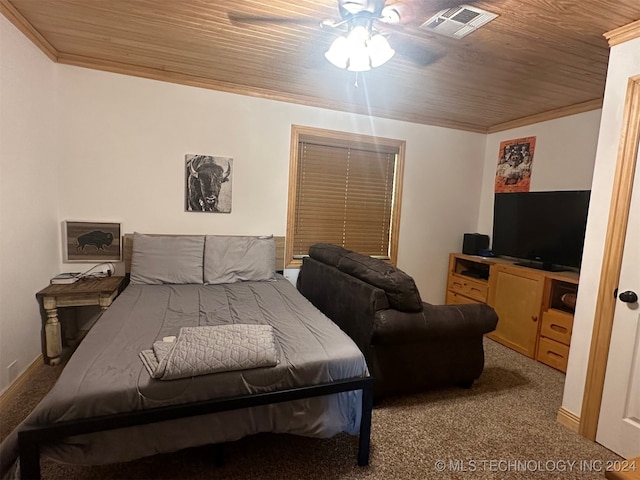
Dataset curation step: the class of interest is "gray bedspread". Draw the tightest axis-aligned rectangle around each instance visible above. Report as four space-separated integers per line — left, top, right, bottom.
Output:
0 275 368 471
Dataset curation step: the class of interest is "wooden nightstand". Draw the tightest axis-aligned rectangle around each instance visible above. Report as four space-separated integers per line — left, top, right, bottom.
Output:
36 276 126 365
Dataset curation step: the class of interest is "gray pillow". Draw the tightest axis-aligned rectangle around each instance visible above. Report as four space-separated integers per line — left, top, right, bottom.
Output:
204 235 276 285
130 234 205 284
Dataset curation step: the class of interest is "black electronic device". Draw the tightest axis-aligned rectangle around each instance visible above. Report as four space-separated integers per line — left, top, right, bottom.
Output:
492 190 591 271
462 233 490 255
460 266 490 280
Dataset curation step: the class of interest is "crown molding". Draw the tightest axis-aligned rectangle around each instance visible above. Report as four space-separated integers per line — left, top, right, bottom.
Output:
605 19 640 47
487 99 603 134
0 0 58 61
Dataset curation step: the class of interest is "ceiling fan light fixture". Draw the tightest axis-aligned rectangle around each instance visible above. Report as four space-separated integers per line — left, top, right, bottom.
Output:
367 33 394 67
325 33 372 71
325 35 350 68
325 18 393 71
347 25 369 45
347 47 371 72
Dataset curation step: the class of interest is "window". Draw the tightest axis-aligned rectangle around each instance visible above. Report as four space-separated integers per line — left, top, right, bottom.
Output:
285 125 405 267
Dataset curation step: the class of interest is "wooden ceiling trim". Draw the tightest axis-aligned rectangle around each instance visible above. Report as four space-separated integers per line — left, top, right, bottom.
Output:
604 19 640 47
0 0 57 61
487 98 603 134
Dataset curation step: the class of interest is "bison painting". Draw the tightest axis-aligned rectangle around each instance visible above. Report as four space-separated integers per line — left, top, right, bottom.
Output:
76 230 114 251
64 221 121 262
185 155 232 213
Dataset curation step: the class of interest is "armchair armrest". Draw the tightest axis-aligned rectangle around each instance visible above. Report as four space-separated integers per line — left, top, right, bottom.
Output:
372 303 498 345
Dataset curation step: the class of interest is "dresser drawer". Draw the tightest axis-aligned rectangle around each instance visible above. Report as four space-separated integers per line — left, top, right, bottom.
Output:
446 290 482 305
540 309 573 345
537 337 569 372
447 275 488 303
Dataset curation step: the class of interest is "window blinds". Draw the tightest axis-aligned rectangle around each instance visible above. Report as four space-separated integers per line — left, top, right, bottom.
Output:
293 141 396 258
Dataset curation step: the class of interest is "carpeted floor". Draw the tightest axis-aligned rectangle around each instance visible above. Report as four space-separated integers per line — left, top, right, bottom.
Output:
1 338 620 479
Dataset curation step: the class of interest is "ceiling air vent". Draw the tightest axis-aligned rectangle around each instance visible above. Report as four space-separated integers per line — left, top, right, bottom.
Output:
420 5 498 39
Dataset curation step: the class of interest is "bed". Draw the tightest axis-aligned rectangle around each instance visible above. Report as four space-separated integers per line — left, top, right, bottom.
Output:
0 234 373 480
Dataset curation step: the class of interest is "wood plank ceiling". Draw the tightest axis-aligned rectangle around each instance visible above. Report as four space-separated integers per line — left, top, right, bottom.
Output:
3 0 640 132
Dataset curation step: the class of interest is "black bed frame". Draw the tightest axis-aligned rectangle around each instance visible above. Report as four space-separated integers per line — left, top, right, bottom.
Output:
18 376 374 480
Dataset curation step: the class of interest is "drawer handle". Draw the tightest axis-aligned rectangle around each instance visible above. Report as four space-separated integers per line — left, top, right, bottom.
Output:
547 351 563 359
550 324 568 334
532 316 538 322
470 287 482 293
452 281 463 288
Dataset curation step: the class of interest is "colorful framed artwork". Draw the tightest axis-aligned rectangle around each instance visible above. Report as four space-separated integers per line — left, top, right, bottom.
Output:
495 136 536 193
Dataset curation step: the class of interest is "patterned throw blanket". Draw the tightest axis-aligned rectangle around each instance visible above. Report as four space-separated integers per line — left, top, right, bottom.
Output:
139 324 279 380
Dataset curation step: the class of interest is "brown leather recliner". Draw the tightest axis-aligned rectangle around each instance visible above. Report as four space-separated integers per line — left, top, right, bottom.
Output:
297 243 498 399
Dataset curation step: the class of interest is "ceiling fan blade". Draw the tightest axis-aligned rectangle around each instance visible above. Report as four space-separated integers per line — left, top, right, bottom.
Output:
389 35 443 67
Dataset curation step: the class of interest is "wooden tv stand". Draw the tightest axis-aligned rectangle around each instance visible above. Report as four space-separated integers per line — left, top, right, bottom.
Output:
446 253 579 372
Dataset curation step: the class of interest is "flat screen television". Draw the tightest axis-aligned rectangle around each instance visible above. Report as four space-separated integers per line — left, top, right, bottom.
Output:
492 190 591 271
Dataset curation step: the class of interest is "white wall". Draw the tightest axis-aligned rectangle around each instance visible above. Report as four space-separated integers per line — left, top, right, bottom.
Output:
477 111 601 237
473 108 606 418
562 35 640 417
0 17 60 391
54 66 487 304
0 21 489 392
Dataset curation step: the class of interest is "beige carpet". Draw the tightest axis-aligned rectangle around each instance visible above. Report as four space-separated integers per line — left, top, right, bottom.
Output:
1 338 620 479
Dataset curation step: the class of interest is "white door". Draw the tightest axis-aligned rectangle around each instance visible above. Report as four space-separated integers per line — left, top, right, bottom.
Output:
596 145 640 458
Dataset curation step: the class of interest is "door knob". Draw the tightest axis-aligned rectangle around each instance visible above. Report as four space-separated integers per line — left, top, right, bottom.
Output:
618 290 638 303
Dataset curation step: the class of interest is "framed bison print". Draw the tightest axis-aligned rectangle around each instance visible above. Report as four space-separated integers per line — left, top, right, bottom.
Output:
185 154 233 213
63 221 122 262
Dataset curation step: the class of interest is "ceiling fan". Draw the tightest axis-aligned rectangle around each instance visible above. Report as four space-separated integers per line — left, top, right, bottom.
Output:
321 0 401 71
322 0 402 28
228 0 482 71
